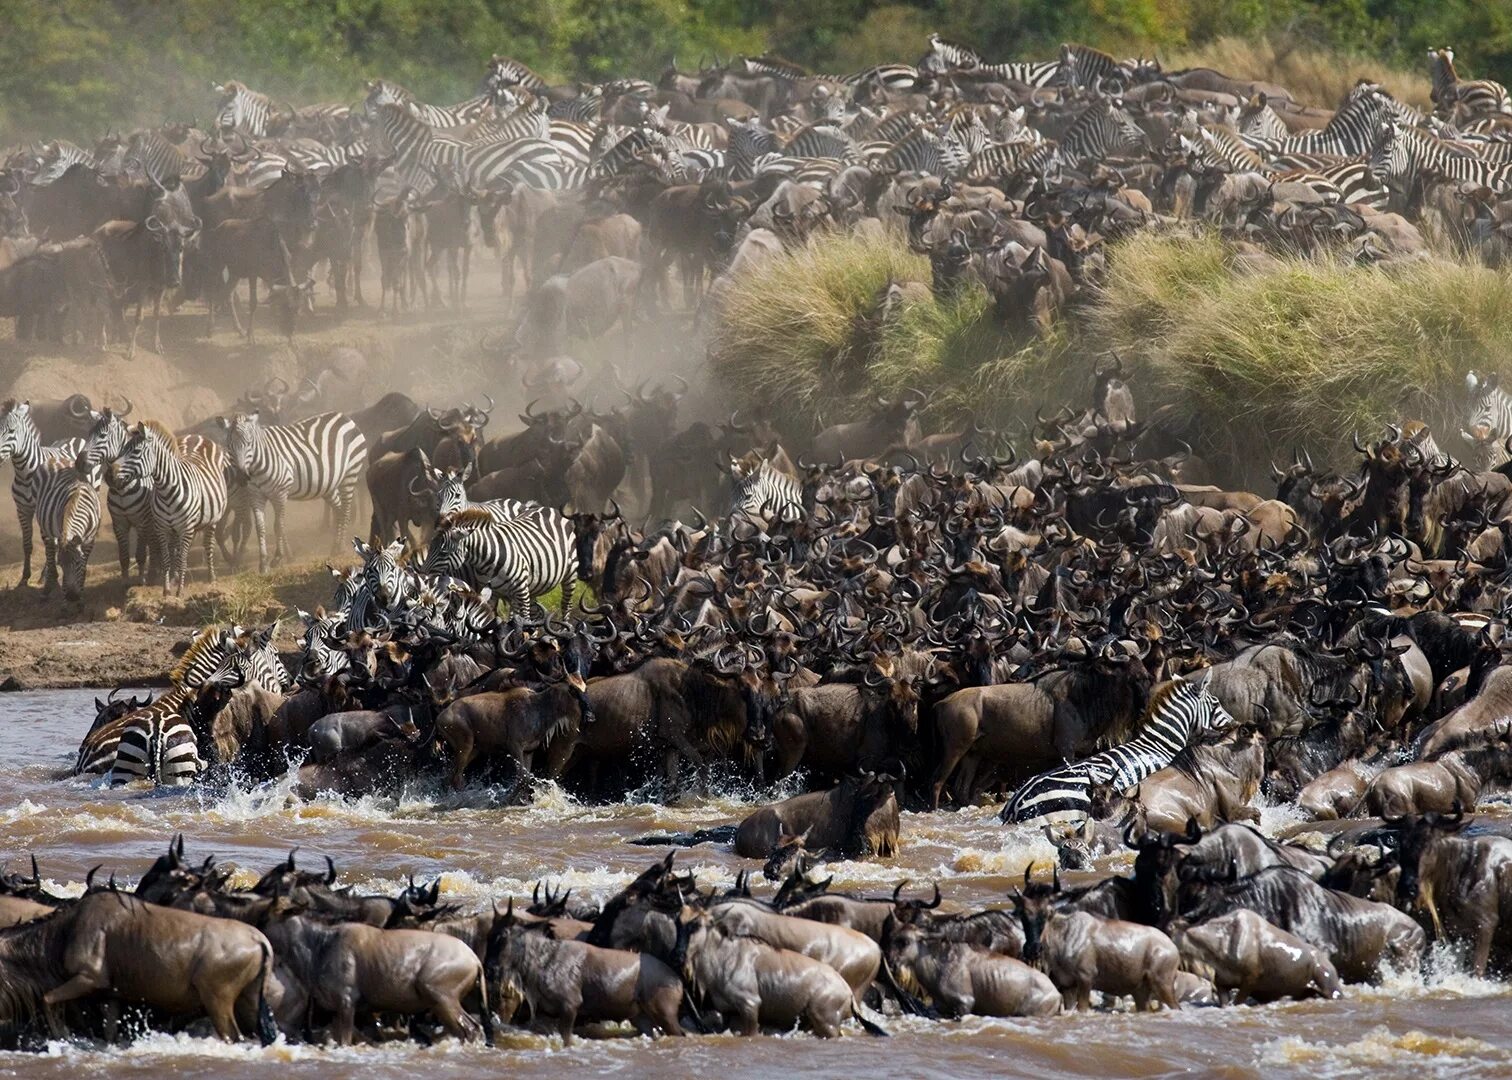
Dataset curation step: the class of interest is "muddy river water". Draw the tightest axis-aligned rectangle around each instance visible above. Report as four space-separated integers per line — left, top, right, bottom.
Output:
1 689 1509 1079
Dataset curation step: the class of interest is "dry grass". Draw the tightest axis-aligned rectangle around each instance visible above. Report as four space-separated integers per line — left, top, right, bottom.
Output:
710 228 1512 478
1164 36 1433 110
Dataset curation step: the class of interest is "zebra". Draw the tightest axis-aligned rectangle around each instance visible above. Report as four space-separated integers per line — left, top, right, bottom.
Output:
485 55 550 94
1000 673 1235 828
1056 99 1147 168
0 399 86 587
103 624 287 786
1373 119 1512 198
1429 48 1512 122
363 79 495 128
426 462 532 522
728 455 803 524
872 125 971 178
1463 370 1512 469
920 33 981 73
76 406 153 582
1274 162 1389 209
420 505 575 617
295 608 353 679
213 80 287 136
1251 87 1391 159
218 411 368 573
116 421 230 595
36 455 101 600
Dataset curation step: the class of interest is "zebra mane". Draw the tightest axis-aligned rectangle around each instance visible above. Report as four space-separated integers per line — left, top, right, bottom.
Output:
136 418 176 444
441 508 501 529
1142 677 1188 719
169 626 234 688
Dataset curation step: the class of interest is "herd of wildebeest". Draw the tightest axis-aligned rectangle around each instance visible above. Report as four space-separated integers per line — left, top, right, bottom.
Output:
6 32 1512 1054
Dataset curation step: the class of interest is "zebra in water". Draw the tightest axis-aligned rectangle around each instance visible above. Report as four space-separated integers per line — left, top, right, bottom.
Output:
117 421 229 595
728 454 803 524
1000 673 1235 828
420 505 575 617
218 411 368 572
1463 370 1512 469
37 455 101 600
0 399 86 587
79 624 287 785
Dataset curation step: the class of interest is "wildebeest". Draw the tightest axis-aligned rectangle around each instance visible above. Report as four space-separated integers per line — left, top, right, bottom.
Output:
0 891 277 1043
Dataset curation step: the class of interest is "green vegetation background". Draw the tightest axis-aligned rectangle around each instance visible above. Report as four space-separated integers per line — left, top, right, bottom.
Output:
4 0 1509 138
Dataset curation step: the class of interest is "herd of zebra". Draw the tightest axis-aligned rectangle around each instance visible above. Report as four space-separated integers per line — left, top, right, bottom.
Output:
5 37 1512 356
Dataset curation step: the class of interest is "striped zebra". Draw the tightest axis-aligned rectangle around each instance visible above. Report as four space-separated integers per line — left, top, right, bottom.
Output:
1000 673 1235 828
76 406 152 582
921 34 982 72
28 140 97 185
218 411 368 573
37 455 101 600
977 60 1063 88
728 454 803 523
117 421 230 595
1429 48 1512 122
213 81 288 136
1371 118 1512 197
872 125 971 178
0 399 86 587
1275 162 1389 209
363 80 495 128
427 462 532 522
420 505 575 617
100 624 286 786
1057 99 1147 168
1463 370 1512 468
295 608 353 679
1250 88 1390 158
485 56 550 94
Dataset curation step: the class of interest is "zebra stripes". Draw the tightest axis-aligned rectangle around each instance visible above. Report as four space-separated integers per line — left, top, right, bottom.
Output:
1000 674 1235 828
214 81 285 137
117 421 230 595
0 400 87 587
428 463 531 522
37 454 101 600
420 505 575 617
77 407 152 581
1057 100 1146 168
729 456 803 523
219 411 368 573
1463 370 1512 468
79 624 287 785
1429 48 1512 122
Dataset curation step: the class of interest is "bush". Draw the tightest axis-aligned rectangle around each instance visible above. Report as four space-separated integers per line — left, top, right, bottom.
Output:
711 228 1512 480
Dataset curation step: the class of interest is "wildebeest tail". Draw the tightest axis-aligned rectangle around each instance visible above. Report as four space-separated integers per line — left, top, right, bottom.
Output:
477 965 495 1045
627 825 737 847
256 941 278 1046
852 999 891 1036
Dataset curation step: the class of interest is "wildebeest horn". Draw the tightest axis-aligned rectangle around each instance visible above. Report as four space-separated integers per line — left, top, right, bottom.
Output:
325 855 337 885
69 396 92 418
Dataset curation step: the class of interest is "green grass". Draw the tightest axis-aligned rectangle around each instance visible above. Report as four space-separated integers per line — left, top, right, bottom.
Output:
710 229 1512 479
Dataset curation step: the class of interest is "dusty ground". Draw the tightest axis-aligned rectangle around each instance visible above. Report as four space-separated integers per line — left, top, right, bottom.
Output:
0 244 710 688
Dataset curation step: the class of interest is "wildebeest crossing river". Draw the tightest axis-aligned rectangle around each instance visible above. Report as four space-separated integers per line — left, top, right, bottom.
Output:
1 689 1509 1079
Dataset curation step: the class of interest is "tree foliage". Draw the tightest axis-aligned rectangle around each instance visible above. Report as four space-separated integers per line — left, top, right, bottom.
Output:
1 0 1507 140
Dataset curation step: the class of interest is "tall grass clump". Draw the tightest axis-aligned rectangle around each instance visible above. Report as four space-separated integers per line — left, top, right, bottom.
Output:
1092 235 1512 468
1165 36 1432 110
709 232 1081 428
709 232 929 421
